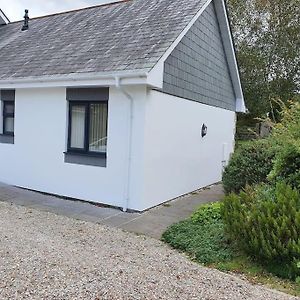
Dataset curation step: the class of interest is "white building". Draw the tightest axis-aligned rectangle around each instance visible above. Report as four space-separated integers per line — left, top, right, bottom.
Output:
0 0 245 211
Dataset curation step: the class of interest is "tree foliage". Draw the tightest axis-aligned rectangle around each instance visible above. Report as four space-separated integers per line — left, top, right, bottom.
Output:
227 0 300 118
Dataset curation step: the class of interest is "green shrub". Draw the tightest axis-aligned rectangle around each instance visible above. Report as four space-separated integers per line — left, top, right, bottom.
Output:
271 100 300 146
268 101 300 190
222 139 276 194
269 144 300 189
191 202 222 224
222 182 300 279
162 202 234 264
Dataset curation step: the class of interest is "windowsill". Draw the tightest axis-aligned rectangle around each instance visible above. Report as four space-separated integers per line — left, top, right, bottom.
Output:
0 133 15 137
64 151 107 167
64 151 106 158
0 134 14 144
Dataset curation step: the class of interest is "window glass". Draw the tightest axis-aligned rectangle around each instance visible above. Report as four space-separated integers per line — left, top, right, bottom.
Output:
4 117 14 133
89 103 108 153
70 105 85 149
4 103 14 114
3 101 15 135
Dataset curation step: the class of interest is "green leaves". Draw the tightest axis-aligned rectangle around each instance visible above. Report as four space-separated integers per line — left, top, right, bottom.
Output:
191 202 222 224
268 102 300 189
222 182 300 279
222 140 276 194
162 203 234 265
227 0 300 119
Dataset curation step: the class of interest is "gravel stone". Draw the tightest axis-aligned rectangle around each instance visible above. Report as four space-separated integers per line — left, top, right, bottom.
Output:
0 201 297 300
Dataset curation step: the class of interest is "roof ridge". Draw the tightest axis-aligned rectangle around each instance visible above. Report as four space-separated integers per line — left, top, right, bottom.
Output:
7 0 132 24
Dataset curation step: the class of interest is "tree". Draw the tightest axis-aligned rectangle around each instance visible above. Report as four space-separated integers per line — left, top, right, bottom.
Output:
227 0 300 120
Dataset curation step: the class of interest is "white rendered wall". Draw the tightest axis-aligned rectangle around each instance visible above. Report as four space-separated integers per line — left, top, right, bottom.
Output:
0 86 236 211
141 89 236 210
0 86 146 210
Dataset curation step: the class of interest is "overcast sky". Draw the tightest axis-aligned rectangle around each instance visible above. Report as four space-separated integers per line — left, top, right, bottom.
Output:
0 0 117 21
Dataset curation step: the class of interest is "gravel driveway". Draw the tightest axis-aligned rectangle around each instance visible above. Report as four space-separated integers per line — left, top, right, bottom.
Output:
0 201 297 300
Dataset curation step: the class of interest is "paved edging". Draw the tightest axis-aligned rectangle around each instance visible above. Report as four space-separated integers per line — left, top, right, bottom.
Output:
0 182 224 239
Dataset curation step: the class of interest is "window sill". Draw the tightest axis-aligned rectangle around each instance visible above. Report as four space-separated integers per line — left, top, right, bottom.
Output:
64 152 107 167
0 134 14 144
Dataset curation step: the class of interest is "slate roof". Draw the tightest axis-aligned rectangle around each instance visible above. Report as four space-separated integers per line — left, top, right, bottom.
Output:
0 0 209 80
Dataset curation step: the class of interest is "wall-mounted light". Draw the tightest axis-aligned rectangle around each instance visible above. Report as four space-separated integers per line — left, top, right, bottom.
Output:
201 124 208 138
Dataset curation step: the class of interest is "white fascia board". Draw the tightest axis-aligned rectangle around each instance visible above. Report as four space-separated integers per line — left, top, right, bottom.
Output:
0 9 10 25
147 60 164 88
214 0 246 113
147 0 212 89
0 70 148 89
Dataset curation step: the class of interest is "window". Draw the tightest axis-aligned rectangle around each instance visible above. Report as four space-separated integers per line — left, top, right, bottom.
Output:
3 101 15 136
68 101 108 155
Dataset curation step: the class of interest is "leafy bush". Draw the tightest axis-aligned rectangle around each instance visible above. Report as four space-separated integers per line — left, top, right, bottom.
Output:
222 139 276 194
162 202 234 264
222 182 300 279
191 202 222 224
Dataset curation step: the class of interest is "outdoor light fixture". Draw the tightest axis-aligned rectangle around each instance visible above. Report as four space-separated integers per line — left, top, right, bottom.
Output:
201 124 208 137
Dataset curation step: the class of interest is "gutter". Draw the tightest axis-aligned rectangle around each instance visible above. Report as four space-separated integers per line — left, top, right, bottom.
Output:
115 76 134 212
0 70 148 88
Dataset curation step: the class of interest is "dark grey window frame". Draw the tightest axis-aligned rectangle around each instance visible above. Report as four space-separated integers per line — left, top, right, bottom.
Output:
0 90 15 144
67 101 108 158
3 101 15 136
64 87 109 167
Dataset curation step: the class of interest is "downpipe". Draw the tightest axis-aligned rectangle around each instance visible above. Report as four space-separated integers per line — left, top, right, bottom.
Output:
115 76 133 212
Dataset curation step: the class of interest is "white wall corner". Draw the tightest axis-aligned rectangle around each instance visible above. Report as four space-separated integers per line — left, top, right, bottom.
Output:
236 97 246 113
147 61 164 89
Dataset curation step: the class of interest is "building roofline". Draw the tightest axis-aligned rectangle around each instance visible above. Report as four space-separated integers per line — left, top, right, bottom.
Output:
7 0 132 24
0 9 10 24
0 69 150 89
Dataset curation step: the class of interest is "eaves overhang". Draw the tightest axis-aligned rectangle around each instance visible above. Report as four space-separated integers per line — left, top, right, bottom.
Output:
0 70 156 89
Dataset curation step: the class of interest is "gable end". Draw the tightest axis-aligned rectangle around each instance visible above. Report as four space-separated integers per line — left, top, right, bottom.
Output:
162 1 236 111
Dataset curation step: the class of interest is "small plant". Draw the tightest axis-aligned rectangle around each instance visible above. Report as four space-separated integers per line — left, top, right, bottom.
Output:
222 139 276 194
191 202 222 224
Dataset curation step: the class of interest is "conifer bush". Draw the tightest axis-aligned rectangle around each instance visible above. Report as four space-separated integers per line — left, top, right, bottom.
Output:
222 182 300 279
268 101 300 189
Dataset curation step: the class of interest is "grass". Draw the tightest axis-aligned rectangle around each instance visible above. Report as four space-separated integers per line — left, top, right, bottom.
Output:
161 203 300 297
212 257 300 297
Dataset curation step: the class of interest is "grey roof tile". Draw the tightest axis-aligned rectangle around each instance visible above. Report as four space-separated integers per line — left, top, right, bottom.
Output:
0 0 208 80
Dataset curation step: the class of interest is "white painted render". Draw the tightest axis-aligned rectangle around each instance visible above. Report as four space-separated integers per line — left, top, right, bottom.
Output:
140 90 236 210
0 86 147 210
0 86 236 211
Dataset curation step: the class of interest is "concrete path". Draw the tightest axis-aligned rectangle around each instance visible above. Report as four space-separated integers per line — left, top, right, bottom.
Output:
0 182 224 239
